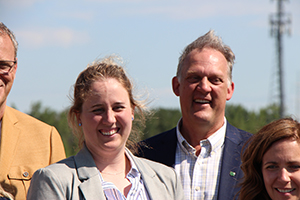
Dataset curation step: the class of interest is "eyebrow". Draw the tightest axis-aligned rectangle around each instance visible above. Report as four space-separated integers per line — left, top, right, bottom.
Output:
113 102 126 106
91 104 103 108
0 60 16 63
263 161 277 165
263 161 300 165
90 102 125 108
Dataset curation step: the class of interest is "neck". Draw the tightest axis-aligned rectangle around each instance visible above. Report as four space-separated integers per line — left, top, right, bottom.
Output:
0 102 6 121
180 118 224 147
89 147 129 175
99 157 131 176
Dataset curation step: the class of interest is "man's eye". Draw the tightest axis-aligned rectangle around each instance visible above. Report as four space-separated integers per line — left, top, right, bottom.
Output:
210 78 222 84
0 63 10 69
187 76 200 83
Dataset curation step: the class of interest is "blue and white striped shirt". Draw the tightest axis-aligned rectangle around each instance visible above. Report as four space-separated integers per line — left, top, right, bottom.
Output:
99 151 150 200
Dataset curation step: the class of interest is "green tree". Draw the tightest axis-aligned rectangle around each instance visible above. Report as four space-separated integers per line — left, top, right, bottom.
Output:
24 101 282 155
141 108 181 140
27 102 77 157
225 103 280 134
141 103 281 140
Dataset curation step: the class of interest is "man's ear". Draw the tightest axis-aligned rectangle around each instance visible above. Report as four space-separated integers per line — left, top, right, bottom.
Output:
13 58 18 73
172 76 180 97
226 81 234 101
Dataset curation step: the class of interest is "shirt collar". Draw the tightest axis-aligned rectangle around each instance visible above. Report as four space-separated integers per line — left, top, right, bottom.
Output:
125 149 140 178
176 117 227 156
98 150 140 182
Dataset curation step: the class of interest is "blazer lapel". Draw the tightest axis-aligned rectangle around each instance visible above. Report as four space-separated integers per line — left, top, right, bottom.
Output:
0 106 21 177
217 123 244 200
79 176 105 200
74 146 106 200
129 150 168 199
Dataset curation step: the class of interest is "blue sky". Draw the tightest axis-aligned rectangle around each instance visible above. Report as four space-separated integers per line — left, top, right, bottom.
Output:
1 0 300 118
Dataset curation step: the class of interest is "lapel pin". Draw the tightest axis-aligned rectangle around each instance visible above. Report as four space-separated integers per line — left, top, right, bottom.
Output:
230 171 236 177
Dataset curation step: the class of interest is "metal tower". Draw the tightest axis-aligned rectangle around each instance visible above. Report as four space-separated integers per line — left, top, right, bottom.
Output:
269 0 291 118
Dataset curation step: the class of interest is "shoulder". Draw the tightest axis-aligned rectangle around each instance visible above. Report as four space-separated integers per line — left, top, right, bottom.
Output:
5 106 53 128
225 123 253 151
226 123 252 141
4 106 58 137
32 156 77 184
40 156 76 174
27 156 79 199
135 127 177 158
135 128 178 167
140 127 177 147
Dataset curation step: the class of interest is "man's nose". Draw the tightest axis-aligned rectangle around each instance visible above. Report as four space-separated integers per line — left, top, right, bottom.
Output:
197 77 211 92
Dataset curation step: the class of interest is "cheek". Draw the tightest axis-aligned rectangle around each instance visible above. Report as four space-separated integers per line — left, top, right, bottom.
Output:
262 170 274 188
213 87 229 100
181 82 195 91
292 172 300 188
118 112 133 128
124 113 134 126
81 114 101 126
6 73 16 85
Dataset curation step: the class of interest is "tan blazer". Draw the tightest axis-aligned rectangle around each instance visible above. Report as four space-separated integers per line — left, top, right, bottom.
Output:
0 106 66 200
27 146 184 200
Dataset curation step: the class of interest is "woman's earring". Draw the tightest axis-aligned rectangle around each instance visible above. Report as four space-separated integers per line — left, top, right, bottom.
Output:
132 117 134 121
79 123 82 126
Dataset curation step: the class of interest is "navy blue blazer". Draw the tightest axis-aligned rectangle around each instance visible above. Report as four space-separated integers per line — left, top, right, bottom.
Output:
136 123 252 200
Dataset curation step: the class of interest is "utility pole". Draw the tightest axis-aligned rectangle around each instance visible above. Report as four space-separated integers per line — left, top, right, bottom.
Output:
269 0 291 118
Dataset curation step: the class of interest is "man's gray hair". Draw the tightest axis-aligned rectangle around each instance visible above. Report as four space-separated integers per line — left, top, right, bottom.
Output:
176 30 235 85
0 22 18 58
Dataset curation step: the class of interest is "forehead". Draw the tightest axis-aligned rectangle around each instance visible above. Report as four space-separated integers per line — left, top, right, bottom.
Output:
89 78 127 95
185 48 226 63
264 138 300 161
182 48 228 74
0 33 15 60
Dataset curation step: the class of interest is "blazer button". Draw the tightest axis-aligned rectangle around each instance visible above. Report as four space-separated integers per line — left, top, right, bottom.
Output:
23 172 29 177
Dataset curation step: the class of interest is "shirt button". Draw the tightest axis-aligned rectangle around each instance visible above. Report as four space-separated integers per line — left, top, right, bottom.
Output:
23 172 29 177
195 186 200 191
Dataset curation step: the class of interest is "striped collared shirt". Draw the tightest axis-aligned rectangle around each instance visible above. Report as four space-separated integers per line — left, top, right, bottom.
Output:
99 150 150 200
174 118 227 200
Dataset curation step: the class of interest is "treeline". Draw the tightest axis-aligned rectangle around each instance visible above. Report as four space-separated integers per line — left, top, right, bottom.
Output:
19 102 281 157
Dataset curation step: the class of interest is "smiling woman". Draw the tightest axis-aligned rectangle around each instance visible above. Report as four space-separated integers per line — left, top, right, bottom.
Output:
67 55 145 153
26 55 184 200
239 118 300 200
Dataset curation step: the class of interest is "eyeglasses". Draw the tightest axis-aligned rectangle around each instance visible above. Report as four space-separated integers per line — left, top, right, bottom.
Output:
0 60 17 74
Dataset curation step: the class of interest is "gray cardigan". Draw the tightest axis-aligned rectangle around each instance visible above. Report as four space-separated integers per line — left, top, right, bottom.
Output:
27 146 184 200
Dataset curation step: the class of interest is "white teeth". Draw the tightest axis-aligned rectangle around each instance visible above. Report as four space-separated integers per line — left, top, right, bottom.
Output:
194 99 210 103
101 129 117 136
277 188 295 193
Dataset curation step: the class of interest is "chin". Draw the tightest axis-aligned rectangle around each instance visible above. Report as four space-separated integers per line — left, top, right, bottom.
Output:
193 112 211 121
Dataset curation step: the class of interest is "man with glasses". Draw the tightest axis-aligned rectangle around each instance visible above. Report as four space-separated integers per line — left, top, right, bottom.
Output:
0 22 66 199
